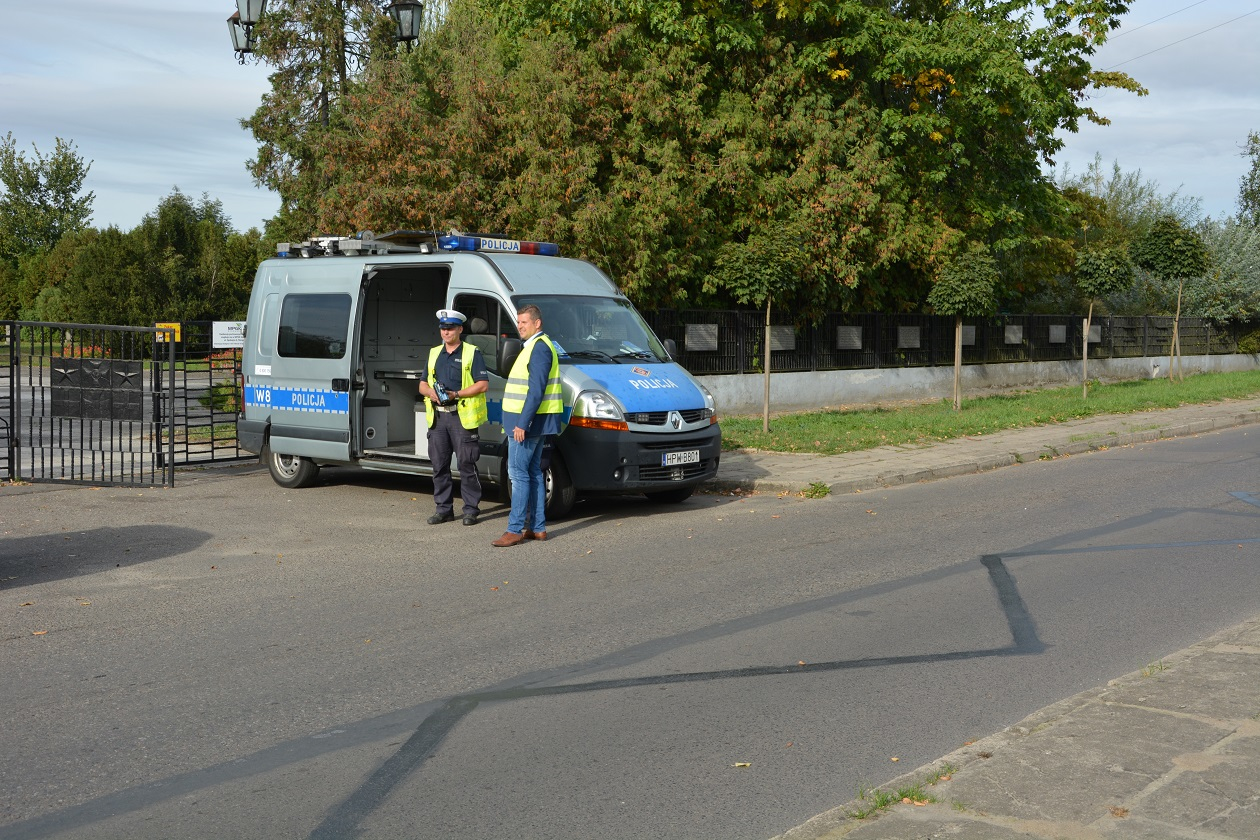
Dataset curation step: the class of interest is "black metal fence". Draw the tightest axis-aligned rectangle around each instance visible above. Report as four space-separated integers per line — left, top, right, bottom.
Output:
1 320 248 486
640 312 1257 375
2 321 176 486
4 313 1253 485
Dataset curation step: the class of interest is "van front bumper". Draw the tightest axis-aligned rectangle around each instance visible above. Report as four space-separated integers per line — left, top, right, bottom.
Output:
558 423 721 494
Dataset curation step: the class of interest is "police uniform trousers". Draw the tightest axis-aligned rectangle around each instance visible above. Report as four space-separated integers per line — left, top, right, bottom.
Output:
428 409 482 516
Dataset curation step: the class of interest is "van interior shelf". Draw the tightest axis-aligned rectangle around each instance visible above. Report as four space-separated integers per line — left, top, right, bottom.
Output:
373 369 426 380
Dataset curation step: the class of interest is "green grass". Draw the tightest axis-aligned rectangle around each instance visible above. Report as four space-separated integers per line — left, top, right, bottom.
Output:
721 370 1260 454
847 763 958 820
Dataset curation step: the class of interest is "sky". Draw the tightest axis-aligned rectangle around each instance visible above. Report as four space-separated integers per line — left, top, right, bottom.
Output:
2 1 1258 233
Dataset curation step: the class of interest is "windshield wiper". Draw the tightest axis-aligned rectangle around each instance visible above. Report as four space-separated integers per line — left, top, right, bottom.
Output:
612 350 656 361
561 350 615 362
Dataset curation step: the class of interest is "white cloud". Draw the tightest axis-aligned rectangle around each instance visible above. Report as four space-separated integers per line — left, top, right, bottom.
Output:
1 0 275 231
1053 0 1260 219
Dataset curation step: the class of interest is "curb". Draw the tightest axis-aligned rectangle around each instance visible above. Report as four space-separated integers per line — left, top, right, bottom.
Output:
771 614 1260 840
702 407 1260 497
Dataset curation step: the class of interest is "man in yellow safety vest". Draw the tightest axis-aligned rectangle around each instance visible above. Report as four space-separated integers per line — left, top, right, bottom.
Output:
418 309 489 526
492 304 562 546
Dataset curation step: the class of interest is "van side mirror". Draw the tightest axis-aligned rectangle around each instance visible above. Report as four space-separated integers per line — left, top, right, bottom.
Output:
663 338 677 359
499 338 522 373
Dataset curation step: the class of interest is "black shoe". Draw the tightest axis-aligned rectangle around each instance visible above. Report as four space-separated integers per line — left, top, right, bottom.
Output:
427 512 454 525
462 513 478 526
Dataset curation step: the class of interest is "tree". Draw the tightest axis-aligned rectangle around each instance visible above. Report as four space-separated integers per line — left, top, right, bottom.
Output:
1185 218 1260 322
705 226 805 432
0 133 95 314
240 1 399 241
1132 216 1211 381
1240 131 1260 227
283 0 1143 313
1073 245 1134 397
927 243 999 410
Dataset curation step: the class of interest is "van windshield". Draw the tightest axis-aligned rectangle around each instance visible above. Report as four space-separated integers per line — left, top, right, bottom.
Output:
514 295 669 364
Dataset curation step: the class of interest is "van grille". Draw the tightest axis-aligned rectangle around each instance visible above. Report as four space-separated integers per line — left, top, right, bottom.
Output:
626 409 708 426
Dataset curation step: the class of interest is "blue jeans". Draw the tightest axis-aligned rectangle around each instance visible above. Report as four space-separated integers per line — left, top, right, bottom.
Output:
506 434 545 534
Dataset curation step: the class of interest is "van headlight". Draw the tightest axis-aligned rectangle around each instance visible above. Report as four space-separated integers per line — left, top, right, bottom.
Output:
698 382 718 422
570 389 628 431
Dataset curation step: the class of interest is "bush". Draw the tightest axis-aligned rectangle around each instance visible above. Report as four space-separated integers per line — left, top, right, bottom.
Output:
1240 329 1260 355
198 381 240 412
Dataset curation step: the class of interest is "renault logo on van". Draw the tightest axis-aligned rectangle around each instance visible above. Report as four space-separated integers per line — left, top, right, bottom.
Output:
669 411 682 429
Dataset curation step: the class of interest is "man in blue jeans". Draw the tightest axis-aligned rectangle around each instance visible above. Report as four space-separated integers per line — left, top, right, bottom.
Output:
493 304 563 547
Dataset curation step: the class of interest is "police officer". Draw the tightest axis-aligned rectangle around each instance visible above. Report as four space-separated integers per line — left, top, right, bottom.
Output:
417 309 489 526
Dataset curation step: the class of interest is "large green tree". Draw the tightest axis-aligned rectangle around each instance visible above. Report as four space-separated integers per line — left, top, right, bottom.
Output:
255 0 1142 314
240 0 400 242
0 133 95 317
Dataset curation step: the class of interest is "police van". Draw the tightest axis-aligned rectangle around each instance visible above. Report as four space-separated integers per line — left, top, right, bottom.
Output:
237 230 721 516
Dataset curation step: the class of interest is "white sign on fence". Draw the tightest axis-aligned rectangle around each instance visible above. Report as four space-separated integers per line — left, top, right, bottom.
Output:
213 321 246 349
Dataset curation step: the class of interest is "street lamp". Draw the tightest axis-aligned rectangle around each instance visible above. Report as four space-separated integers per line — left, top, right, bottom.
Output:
387 0 423 48
228 0 267 64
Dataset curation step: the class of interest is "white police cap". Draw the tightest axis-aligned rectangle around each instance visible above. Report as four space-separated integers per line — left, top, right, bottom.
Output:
436 309 466 326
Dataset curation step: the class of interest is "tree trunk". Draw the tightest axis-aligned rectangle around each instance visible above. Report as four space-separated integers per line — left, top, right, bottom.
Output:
762 296 771 434
1081 301 1094 399
1170 280 1184 382
953 315 962 411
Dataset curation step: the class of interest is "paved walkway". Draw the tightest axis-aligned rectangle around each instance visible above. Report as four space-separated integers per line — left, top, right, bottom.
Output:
699 398 1260 840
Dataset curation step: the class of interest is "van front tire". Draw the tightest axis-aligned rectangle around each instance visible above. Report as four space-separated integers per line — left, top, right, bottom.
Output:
265 446 320 489
499 451 576 520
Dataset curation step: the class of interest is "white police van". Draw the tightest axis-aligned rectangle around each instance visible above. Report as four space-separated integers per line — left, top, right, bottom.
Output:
237 230 721 516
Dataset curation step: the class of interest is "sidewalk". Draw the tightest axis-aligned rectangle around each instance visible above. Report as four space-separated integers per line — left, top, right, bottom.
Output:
704 397 1260 497
704 398 1260 840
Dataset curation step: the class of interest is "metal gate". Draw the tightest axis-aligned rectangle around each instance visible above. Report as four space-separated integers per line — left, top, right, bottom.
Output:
157 320 247 467
2 321 176 487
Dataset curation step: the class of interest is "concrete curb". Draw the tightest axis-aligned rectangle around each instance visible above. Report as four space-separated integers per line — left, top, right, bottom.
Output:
771 613 1260 840
702 405 1260 498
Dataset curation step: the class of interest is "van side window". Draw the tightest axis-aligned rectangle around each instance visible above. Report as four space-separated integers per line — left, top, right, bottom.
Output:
453 293 510 375
277 294 352 359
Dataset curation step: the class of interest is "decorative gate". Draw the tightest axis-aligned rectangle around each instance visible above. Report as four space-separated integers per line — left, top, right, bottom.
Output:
2 321 176 487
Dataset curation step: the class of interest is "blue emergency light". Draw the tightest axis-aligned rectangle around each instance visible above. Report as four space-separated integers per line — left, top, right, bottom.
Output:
437 234 559 256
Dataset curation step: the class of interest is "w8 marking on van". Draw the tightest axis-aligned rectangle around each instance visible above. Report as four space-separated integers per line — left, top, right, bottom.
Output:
237 230 721 517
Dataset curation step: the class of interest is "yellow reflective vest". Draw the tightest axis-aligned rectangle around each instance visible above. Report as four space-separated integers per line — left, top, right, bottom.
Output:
424 343 488 430
502 334 562 418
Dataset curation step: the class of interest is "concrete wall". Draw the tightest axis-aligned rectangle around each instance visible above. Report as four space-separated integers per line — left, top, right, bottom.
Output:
698 354 1260 415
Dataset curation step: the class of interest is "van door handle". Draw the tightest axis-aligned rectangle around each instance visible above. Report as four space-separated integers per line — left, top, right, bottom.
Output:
331 378 350 392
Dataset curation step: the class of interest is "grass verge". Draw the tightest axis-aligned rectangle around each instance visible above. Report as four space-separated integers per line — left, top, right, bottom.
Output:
721 370 1260 455
848 763 958 820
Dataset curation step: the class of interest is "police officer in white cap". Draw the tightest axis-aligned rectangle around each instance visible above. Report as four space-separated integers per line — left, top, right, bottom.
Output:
417 309 490 525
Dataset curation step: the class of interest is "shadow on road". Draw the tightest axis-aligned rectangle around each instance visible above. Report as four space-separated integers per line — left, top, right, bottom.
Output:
0 525 212 587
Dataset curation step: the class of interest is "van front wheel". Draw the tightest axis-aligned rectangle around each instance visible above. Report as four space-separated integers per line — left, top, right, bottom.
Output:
499 451 576 519
265 446 319 489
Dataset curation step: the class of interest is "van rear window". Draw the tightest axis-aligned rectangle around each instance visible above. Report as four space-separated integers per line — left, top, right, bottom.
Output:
277 294 352 359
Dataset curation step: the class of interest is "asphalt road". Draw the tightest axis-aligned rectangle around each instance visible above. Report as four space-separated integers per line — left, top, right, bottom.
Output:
2 426 1258 839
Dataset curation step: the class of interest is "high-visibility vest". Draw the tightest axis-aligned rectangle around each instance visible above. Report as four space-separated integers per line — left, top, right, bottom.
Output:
502 333 562 418
425 344 488 430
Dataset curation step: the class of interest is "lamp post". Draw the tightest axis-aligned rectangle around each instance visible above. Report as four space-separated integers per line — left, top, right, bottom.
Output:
386 0 424 49
227 0 267 64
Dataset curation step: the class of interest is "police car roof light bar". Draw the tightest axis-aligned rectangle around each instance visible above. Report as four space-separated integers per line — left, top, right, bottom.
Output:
275 231 560 258
437 234 559 256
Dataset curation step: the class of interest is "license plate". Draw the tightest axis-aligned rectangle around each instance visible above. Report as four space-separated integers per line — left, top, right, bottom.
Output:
662 449 700 467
